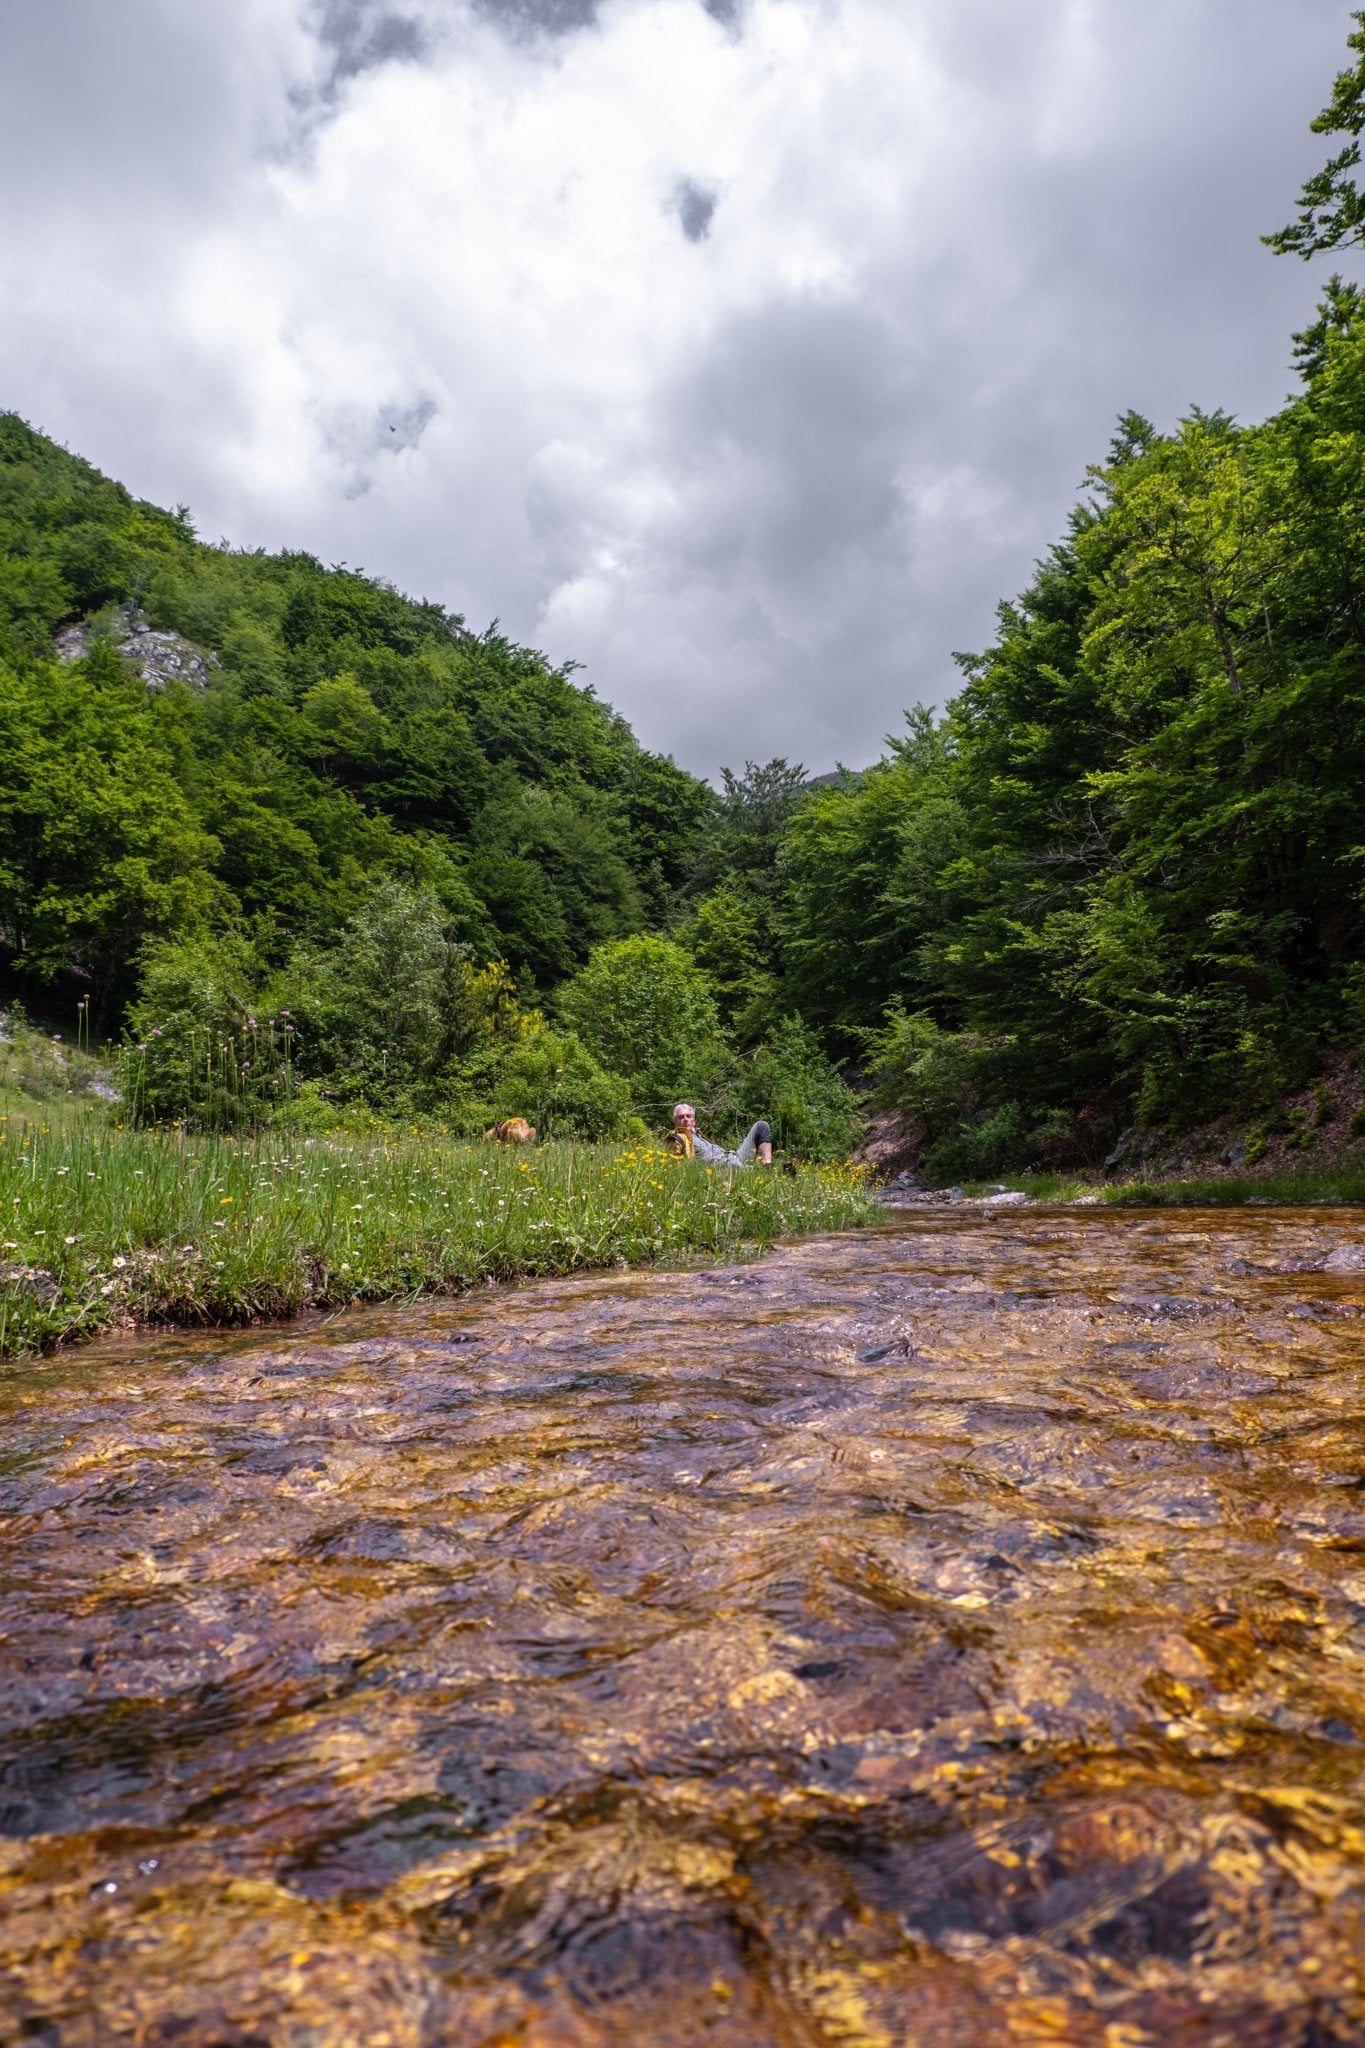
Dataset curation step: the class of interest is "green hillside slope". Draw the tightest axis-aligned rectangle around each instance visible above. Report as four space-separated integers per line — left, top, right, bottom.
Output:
0 423 864 1152
0 414 710 1014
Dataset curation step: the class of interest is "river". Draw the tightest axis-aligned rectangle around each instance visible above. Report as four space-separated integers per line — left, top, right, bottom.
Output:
4 1206 1365 2045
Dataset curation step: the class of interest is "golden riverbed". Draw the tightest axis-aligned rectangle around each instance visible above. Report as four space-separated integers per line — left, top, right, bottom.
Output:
4 1207 1365 2044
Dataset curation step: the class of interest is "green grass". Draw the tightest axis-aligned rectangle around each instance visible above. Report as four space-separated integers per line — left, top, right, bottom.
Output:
0 1117 879 1358
1 1008 121 1129
1101 1165 1365 1207
961 1173 1093 1202
962 1167 1365 1206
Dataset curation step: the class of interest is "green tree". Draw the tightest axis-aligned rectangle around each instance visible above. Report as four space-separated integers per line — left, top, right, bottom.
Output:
299 673 393 772
468 779 643 984
778 712 959 1041
675 884 775 1042
556 934 724 1115
690 757 810 900
1266 11 1365 258
0 647 221 1015
280 880 491 1107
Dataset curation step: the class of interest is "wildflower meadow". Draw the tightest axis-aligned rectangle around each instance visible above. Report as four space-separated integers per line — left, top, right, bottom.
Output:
0 1117 879 1358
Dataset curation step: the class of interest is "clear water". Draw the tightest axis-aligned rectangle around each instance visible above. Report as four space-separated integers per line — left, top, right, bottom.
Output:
4 1207 1365 2045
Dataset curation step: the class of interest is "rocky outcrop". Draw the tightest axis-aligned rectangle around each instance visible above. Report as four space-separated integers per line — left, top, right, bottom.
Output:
55 605 217 691
853 1108 923 1179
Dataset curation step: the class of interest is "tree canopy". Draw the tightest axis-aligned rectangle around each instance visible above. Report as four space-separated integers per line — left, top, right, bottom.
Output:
1266 9 1365 258
0 413 708 1015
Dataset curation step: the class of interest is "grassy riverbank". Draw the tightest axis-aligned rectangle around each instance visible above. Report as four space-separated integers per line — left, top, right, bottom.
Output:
970 1167 1365 1206
0 1117 878 1358
1103 1167 1365 1207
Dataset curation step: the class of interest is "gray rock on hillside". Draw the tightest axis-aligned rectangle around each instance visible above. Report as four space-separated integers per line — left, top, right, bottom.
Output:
55 604 218 691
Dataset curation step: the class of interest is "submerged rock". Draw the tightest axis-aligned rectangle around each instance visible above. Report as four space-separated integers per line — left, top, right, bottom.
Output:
1320 1245 1365 1273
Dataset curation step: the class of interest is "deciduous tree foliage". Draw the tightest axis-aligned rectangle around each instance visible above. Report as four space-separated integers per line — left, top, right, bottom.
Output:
0 416 861 1148
1266 9 1365 258
0 413 708 1014
775 311 1365 1172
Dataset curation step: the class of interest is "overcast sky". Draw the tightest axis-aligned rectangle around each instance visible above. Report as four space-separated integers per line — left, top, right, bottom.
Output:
0 2 1356 774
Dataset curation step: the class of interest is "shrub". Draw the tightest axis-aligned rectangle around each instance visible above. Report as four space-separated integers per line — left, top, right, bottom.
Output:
863 1004 1084 1180
921 1104 1080 1183
123 931 281 1128
706 1017 862 1161
557 934 723 1116
922 1102 1028 1183
864 1005 1014 1136
281 880 461 1105
481 1026 639 1142
122 888 551 1130
280 883 533 1114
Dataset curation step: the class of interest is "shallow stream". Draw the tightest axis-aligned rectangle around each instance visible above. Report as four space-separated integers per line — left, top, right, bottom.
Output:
5 1207 1365 2045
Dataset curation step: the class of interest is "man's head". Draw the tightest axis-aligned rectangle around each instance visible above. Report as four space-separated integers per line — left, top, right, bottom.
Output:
673 1102 696 1132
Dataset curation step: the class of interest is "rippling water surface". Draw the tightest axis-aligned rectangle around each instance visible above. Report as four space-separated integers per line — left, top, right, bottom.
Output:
5 1208 1365 2045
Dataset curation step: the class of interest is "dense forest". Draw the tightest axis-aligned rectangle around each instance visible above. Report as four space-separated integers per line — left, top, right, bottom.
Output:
7 21 1365 1173
0 412 858 1152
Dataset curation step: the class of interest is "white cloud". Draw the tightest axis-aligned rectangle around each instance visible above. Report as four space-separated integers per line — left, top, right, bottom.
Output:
0 0 1352 772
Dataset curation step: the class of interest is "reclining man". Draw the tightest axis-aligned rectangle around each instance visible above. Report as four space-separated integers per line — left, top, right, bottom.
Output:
671 1102 773 1166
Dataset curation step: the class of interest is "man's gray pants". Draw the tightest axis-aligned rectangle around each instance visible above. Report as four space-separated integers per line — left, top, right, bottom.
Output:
726 1120 772 1166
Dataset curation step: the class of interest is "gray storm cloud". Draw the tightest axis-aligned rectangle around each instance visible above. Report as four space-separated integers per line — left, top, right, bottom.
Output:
0 0 1354 775
675 178 718 242
315 3 427 87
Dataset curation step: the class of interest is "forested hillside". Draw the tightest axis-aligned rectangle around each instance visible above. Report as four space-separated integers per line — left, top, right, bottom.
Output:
0 412 715 1002
7 18 1365 1173
775 341 1365 1174
694 285 1365 1182
0 415 857 1149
